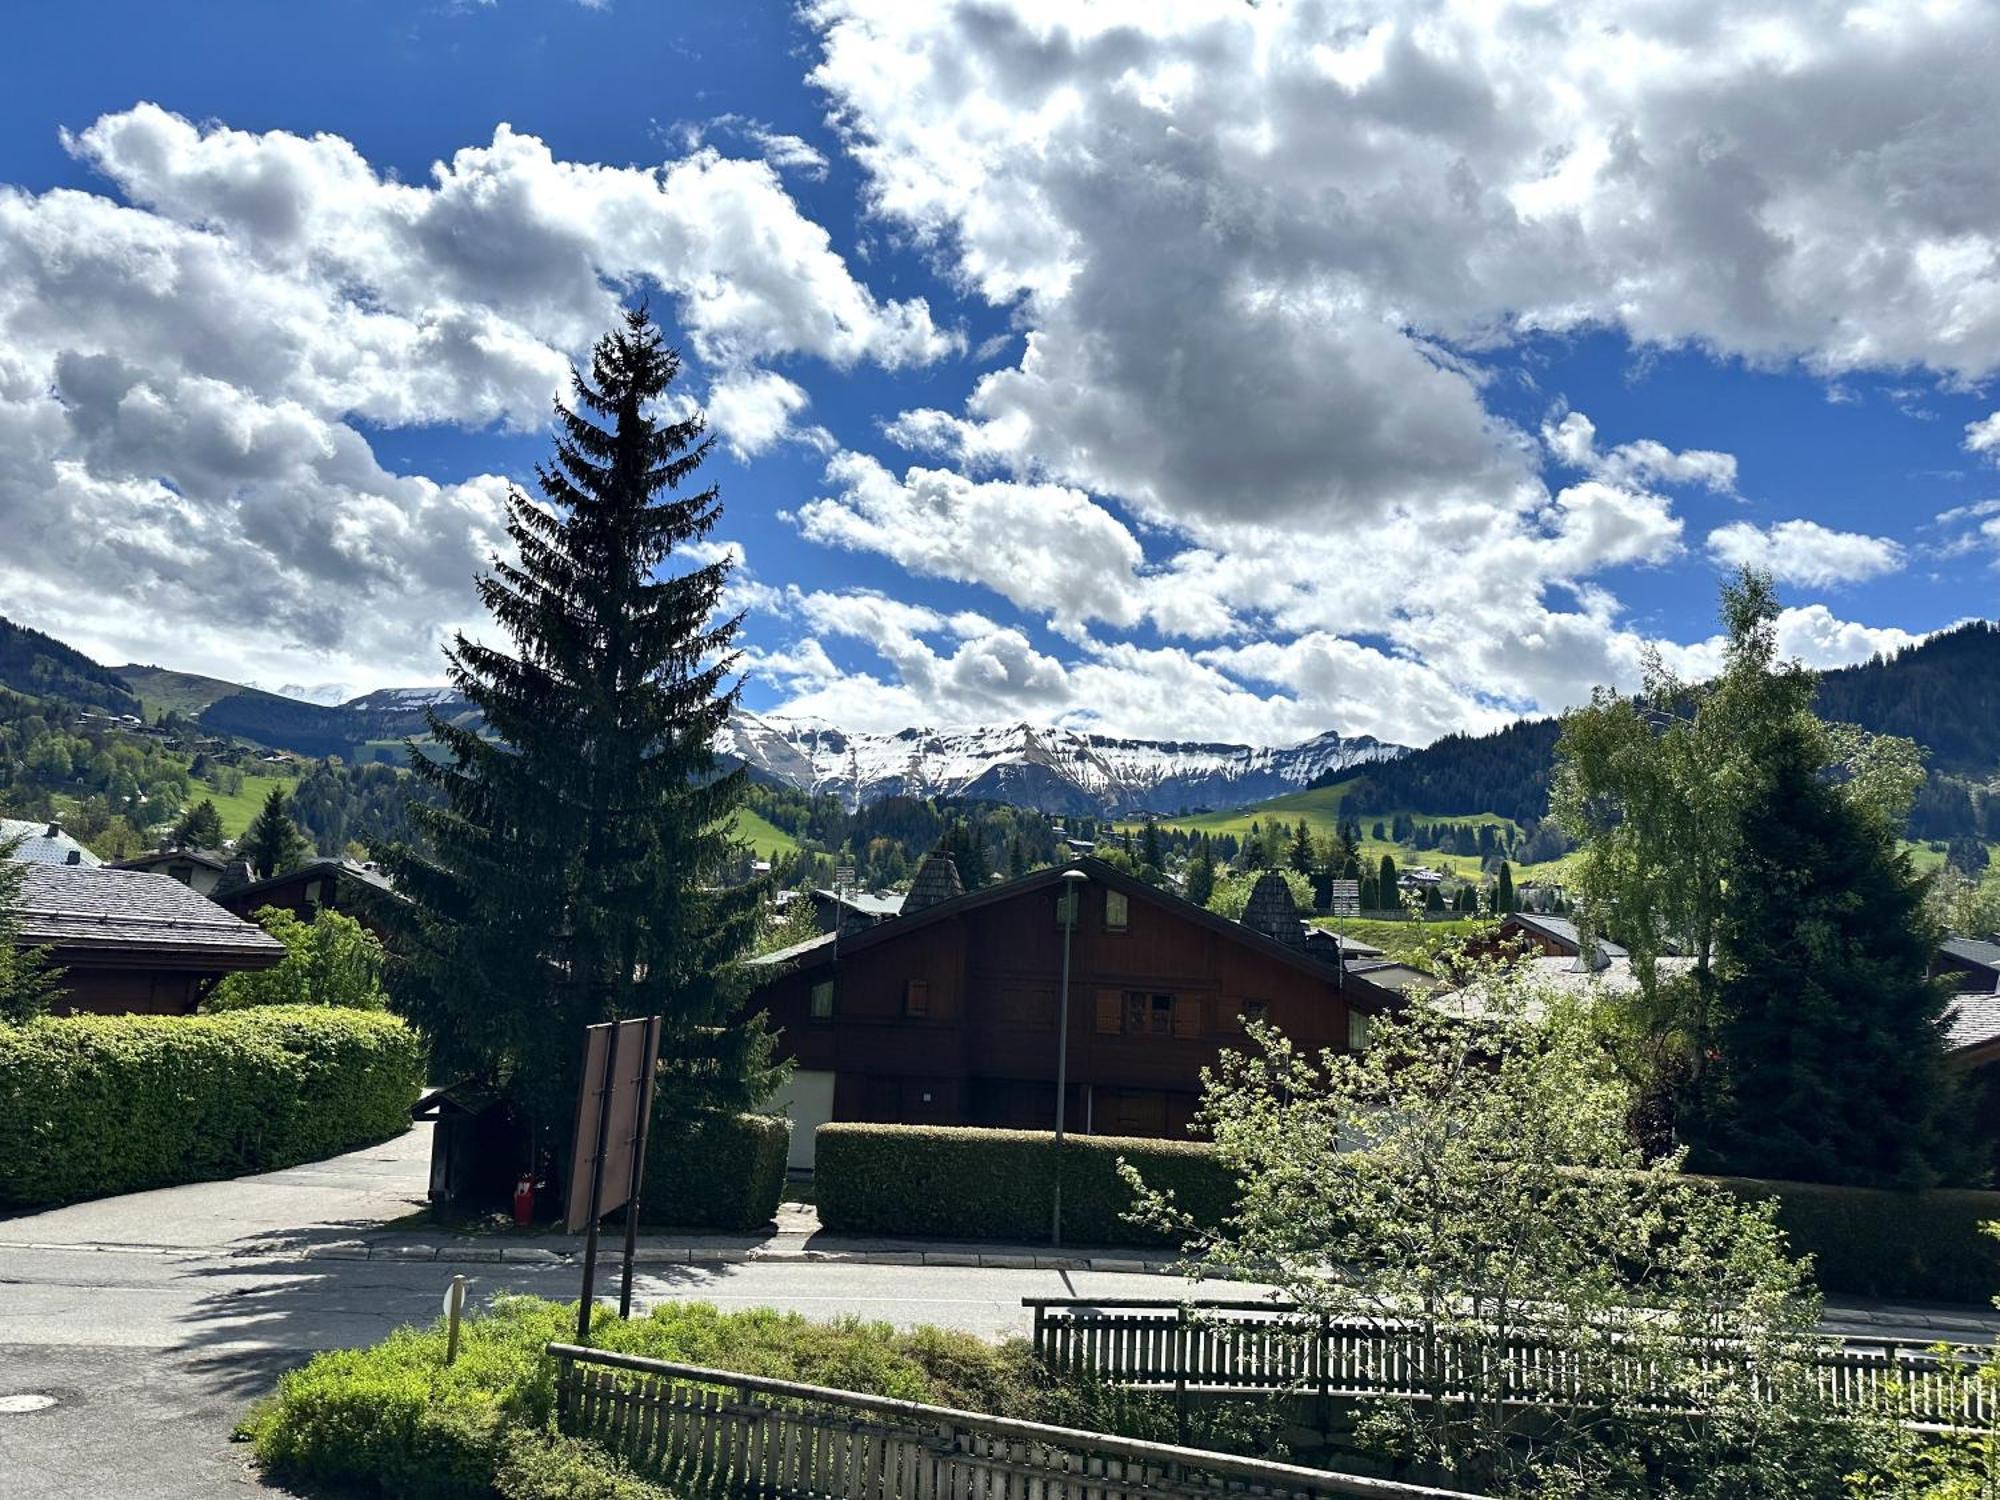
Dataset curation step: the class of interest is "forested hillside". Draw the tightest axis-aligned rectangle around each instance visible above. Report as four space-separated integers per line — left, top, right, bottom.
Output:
1312 717 1562 825
1814 621 2000 775
0 617 141 715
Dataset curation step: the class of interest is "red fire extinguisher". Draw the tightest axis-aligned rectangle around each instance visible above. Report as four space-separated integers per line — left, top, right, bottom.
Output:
512 1174 537 1227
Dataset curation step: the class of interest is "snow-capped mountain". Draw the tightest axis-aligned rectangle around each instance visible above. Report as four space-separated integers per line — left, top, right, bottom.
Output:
341 685 463 712
714 711 1406 815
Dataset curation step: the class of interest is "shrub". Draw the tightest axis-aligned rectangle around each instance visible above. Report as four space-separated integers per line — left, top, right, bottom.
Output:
0 1005 421 1207
206 905 388 1011
244 1295 1051 1499
640 1111 789 1232
815 1124 1237 1246
1706 1174 2000 1305
495 1433 679 1500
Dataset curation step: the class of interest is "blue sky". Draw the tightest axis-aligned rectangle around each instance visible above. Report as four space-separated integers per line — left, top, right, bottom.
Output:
0 0 1995 747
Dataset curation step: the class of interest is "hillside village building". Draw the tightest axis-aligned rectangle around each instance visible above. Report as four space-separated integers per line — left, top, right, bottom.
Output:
750 857 1399 1169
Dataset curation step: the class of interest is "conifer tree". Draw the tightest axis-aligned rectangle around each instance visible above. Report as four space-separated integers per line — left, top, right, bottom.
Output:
242 785 310 878
1683 719 1973 1188
1184 835 1217 908
1288 819 1314 874
1140 819 1165 872
1378 854 1398 907
1495 860 1515 914
384 309 778 1148
173 797 225 851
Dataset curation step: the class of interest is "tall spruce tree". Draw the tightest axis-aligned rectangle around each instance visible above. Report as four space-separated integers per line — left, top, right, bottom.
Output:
1184 835 1217 908
1683 718 1973 1188
242 785 311 878
385 309 778 1149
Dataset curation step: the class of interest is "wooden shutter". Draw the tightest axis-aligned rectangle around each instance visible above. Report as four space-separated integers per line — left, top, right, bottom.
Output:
1171 996 1202 1039
905 979 930 1018
1094 989 1122 1034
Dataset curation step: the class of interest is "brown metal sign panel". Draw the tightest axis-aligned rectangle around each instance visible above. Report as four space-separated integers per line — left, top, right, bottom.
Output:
563 1015 661 1233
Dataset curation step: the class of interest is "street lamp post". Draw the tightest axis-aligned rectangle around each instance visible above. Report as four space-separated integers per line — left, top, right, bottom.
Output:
1052 868 1088 1247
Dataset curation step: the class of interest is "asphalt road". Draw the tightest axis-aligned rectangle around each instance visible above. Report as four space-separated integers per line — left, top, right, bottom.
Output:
0 1127 1173 1499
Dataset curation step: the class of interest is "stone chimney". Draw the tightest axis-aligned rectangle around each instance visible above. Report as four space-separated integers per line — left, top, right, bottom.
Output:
64 850 81 865
1240 870 1306 952
902 852 965 915
44 821 61 839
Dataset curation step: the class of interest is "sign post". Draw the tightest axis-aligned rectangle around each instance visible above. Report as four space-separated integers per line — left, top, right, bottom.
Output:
564 1015 663 1345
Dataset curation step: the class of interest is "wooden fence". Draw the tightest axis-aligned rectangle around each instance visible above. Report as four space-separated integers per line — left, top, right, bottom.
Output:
548 1343 1483 1500
1026 1298 1999 1432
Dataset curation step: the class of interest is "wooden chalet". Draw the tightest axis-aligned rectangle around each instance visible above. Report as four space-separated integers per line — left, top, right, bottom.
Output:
9 863 284 1015
751 856 1400 1169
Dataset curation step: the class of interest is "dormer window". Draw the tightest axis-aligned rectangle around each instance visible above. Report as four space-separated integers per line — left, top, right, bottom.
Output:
1103 889 1129 932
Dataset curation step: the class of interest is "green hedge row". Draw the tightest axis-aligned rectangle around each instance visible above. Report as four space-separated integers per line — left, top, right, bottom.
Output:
812 1125 2000 1299
814 1124 1237 1247
641 1111 791 1232
1707 1175 2000 1306
0 1006 422 1207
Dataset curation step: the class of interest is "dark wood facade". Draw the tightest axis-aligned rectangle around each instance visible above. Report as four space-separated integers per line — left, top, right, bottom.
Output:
753 859 1393 1147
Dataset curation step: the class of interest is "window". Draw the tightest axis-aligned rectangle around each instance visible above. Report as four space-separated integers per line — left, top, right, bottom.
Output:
809 980 834 1020
1054 889 1080 927
1348 1009 1373 1052
1118 991 1195 1037
1103 889 1129 932
904 979 931 1018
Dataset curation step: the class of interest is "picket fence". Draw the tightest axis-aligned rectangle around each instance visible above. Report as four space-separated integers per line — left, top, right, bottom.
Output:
548 1343 1482 1500
1025 1298 1998 1432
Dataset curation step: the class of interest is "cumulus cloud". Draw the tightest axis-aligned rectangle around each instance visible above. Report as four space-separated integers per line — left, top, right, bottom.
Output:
1705 519 1905 587
766 0 1997 741
0 104 948 686
1968 411 2000 461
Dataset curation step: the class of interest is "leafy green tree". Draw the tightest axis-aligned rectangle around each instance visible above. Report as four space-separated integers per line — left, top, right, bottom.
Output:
383 309 780 1146
205 906 387 1011
1554 569 1924 1140
1182 835 1217 908
1129 964 1861 1497
172 797 225 850
241 785 311 879
1683 718 1974 1188
0 839 59 1023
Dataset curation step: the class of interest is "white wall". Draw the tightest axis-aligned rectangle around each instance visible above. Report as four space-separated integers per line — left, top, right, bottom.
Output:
765 1069 837 1171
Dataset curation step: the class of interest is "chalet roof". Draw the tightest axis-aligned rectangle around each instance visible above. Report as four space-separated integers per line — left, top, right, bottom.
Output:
751 856 1397 1009
902 852 965 915
812 888 905 919
9 864 284 969
1501 911 1628 960
221 857 396 906
1241 871 1306 952
0 818 102 868
1301 926 1386 959
111 847 232 874
1947 992 2000 1057
1940 936 2000 977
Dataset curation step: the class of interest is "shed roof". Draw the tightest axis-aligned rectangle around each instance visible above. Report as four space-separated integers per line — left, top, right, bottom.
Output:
1948 992 2000 1058
1940 936 2000 976
10 864 284 969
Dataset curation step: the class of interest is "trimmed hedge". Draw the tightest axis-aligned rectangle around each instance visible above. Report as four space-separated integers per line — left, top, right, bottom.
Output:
814 1124 1237 1247
813 1125 2000 1299
0 1005 422 1207
640 1111 790 1232
1707 1175 2000 1306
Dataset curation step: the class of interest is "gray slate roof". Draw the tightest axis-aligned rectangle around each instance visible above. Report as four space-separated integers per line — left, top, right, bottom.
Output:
10 864 284 963
1504 911 1628 960
0 818 102 868
1948 992 2000 1056
1940 936 2000 976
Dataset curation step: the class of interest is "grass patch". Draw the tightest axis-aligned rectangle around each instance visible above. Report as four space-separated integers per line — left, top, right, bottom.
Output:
730 806 800 860
241 1296 1276 1499
200 766 304 838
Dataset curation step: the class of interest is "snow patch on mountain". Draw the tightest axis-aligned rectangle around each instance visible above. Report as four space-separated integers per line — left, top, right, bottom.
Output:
715 711 1405 815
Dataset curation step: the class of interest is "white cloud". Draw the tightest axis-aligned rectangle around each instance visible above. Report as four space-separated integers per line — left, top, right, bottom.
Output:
0 104 947 688
1968 411 2000 461
1705 519 1905 586
1542 411 1737 494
